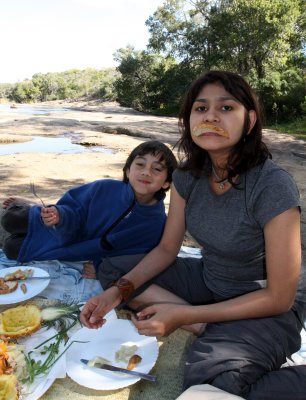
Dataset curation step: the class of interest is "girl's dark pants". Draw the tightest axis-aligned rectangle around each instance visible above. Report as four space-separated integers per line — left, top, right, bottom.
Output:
99 254 306 400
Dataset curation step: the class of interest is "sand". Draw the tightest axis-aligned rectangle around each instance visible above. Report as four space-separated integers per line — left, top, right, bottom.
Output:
0 100 305 260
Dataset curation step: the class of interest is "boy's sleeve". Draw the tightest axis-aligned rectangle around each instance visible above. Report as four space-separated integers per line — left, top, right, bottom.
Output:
46 181 98 243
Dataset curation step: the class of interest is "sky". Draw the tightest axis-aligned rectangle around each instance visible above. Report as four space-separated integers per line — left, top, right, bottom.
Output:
0 0 165 83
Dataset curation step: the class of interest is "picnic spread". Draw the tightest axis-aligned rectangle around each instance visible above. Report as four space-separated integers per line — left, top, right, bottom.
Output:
0 248 305 400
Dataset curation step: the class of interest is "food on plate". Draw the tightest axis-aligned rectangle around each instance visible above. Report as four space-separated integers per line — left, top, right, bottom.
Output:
0 305 41 338
0 279 18 295
0 302 82 398
87 356 112 368
0 303 82 338
127 354 142 370
115 344 142 369
86 352 142 371
192 123 229 138
0 341 26 379
4 269 33 282
115 344 139 364
0 340 27 400
0 342 8 375
20 284 27 294
0 374 19 400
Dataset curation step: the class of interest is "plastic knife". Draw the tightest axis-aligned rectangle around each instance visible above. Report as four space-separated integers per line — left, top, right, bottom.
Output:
80 359 157 382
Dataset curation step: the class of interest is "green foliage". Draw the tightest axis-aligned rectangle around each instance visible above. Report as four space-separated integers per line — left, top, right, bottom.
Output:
114 0 305 123
249 69 306 123
146 0 303 79
268 116 306 140
114 46 197 115
5 68 119 103
0 83 14 99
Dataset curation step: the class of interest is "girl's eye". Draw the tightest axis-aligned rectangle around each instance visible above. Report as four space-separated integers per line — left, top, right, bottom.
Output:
135 162 144 167
222 105 232 111
195 105 207 112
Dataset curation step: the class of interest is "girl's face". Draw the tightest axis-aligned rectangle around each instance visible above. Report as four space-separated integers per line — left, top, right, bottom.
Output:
126 153 170 204
189 82 256 158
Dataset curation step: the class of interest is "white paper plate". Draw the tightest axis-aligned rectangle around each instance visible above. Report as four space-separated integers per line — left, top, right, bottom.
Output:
0 266 50 305
66 319 159 390
18 327 66 400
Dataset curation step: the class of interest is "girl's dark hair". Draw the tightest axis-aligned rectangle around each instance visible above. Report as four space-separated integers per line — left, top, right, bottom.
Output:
123 140 177 197
175 70 271 180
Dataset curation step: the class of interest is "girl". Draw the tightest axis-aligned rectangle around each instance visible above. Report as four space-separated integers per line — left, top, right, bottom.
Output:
80 72 306 399
1 140 177 283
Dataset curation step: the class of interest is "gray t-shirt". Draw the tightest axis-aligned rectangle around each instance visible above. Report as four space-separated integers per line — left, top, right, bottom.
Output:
173 159 301 299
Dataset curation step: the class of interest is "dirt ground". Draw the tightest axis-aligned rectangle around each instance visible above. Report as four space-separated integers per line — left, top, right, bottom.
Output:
0 100 305 260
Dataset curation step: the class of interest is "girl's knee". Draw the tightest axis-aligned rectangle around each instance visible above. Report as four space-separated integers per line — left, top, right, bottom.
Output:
211 370 251 398
184 359 255 397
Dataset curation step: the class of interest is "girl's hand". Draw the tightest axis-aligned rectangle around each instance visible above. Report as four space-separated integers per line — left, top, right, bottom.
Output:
131 303 186 337
41 206 60 226
80 287 122 329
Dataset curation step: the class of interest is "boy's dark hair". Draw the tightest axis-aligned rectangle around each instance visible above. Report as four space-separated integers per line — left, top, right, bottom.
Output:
176 70 272 180
123 140 177 197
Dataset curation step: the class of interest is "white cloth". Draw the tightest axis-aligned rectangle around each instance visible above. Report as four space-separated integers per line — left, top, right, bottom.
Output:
176 384 244 399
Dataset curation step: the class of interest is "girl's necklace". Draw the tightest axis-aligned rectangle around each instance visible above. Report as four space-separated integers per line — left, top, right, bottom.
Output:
211 165 228 190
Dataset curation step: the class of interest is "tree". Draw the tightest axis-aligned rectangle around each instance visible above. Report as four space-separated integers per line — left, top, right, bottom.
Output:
5 68 119 103
8 80 40 103
138 0 305 119
146 0 304 79
114 46 166 111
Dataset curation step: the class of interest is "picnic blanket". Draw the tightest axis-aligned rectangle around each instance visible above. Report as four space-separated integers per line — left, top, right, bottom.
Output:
0 248 305 400
0 250 102 303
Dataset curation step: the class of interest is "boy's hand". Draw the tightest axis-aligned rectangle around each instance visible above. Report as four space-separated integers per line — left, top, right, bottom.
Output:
41 206 60 226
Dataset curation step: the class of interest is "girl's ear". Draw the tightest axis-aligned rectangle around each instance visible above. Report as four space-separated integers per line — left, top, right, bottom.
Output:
126 169 130 179
247 110 257 134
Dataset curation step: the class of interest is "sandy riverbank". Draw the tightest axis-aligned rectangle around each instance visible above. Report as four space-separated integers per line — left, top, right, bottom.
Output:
0 100 305 259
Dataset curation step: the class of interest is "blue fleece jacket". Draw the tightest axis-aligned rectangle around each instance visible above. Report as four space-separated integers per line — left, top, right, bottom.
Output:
17 180 166 265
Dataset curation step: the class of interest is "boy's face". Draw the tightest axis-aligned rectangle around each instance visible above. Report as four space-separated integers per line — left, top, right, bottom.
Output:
126 153 170 204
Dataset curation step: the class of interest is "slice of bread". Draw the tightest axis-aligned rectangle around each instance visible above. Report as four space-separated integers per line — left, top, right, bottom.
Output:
0 374 19 400
0 305 41 338
0 280 18 295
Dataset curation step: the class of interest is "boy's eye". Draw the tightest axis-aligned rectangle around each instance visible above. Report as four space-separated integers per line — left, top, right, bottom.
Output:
153 167 162 173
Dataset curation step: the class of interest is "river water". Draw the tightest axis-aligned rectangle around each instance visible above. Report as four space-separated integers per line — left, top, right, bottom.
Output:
0 136 113 155
0 104 113 155
0 103 70 115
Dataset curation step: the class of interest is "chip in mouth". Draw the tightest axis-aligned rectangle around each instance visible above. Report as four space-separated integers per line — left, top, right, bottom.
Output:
192 123 229 138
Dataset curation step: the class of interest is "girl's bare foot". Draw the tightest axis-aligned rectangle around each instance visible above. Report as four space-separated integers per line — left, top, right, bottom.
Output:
2 196 38 209
83 261 97 279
